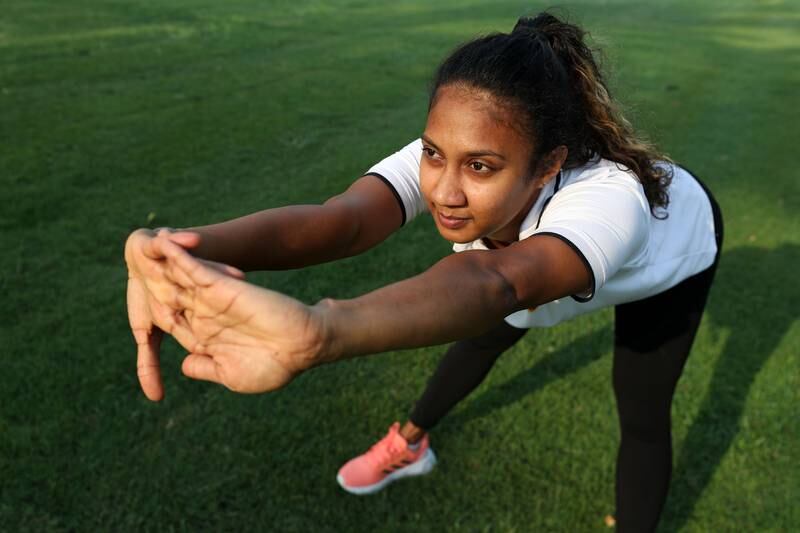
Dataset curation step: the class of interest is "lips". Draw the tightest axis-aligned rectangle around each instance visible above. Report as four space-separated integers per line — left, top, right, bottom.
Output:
436 210 469 230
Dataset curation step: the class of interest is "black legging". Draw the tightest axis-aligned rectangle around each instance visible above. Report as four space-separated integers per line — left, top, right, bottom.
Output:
409 176 723 532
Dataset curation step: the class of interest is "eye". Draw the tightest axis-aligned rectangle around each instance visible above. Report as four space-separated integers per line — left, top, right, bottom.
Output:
469 161 491 172
422 146 437 158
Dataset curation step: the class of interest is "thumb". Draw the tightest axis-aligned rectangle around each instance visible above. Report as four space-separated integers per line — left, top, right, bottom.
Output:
182 353 224 385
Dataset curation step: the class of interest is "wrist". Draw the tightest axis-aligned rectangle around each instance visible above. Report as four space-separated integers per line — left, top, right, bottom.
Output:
184 226 220 262
309 297 348 366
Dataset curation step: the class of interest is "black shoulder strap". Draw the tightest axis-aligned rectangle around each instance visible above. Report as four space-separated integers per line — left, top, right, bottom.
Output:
534 170 562 230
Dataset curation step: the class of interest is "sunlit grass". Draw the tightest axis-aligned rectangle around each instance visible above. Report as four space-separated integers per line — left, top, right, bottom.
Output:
1 1 798 531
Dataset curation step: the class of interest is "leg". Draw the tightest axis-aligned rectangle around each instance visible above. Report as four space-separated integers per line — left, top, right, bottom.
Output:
612 274 709 532
613 241 722 528
337 320 527 494
406 320 528 435
612 170 722 532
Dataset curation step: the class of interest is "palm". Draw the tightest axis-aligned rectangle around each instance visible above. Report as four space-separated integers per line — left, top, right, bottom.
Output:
125 228 245 400
158 238 323 393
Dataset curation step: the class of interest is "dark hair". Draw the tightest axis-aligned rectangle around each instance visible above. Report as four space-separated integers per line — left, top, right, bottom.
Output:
430 12 671 216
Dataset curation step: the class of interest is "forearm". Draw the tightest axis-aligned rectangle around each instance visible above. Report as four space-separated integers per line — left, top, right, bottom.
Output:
187 204 357 271
314 250 523 363
175 175 401 272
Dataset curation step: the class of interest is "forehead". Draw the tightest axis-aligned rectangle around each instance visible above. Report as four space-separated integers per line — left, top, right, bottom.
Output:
426 85 531 155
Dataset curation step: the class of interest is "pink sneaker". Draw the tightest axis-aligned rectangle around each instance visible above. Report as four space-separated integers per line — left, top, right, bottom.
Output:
337 422 437 495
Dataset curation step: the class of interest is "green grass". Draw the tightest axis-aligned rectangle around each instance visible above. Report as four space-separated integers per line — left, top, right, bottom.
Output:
1 0 799 531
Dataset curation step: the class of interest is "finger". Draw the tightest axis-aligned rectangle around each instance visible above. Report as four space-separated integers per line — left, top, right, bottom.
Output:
126 233 167 280
157 232 239 278
150 236 203 290
138 265 185 311
154 227 175 237
148 297 203 356
161 258 196 296
155 265 200 320
167 230 201 249
169 311 204 355
174 286 194 311
200 259 246 280
140 232 169 261
128 277 164 401
136 253 167 281
135 330 164 401
140 327 165 393
148 296 177 330
158 236 223 288
181 353 223 385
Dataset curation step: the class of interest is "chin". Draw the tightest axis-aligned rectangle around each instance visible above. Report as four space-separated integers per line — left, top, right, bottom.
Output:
434 224 481 244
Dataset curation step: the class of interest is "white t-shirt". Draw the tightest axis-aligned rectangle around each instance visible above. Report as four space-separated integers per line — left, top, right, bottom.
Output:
366 139 718 328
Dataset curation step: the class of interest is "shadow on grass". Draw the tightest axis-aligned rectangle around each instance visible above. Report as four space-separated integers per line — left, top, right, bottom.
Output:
442 327 611 431
431 244 798 530
660 243 800 531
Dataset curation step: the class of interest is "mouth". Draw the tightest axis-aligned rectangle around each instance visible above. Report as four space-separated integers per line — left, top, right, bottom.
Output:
436 210 470 230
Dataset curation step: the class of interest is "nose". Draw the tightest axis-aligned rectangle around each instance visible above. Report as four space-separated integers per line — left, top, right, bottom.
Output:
430 164 466 207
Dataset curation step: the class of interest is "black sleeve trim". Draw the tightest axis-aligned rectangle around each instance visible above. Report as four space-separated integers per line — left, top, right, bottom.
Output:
535 231 596 303
364 172 407 226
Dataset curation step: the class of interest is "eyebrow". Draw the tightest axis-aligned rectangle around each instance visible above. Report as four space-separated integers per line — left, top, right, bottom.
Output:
421 134 507 161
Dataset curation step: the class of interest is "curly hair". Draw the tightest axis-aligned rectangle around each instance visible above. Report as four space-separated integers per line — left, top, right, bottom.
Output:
430 12 672 217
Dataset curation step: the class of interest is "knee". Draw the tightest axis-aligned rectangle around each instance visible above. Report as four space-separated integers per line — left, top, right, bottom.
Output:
620 418 671 444
616 401 672 443
613 373 677 443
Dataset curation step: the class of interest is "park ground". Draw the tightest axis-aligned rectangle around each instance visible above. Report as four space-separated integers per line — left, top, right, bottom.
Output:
1 0 798 531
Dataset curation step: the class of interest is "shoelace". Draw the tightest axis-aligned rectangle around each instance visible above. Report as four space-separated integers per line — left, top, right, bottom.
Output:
364 435 405 468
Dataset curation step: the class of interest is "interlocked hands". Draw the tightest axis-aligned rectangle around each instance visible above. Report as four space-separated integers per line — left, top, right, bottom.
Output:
125 230 325 400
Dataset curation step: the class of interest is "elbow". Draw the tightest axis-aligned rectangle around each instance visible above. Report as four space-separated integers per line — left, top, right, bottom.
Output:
320 197 363 258
455 251 522 316
492 265 525 314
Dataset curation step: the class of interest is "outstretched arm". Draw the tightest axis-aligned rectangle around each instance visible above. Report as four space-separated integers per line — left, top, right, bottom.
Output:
317 234 590 360
147 233 590 394
184 174 404 271
126 174 403 400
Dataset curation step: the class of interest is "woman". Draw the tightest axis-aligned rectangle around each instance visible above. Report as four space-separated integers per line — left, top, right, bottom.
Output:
126 13 722 532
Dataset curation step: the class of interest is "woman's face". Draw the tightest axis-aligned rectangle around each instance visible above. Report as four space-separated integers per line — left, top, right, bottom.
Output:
420 85 546 244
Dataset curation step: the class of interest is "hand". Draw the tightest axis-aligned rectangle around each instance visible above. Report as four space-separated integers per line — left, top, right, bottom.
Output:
125 228 244 401
149 236 326 394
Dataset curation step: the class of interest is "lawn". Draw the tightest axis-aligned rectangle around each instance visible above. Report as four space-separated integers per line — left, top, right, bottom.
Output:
1 0 798 531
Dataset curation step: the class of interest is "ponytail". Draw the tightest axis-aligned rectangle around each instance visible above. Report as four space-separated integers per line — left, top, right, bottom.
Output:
432 12 672 216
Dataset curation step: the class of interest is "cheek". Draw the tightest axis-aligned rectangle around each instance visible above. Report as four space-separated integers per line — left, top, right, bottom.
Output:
464 180 520 218
419 167 433 203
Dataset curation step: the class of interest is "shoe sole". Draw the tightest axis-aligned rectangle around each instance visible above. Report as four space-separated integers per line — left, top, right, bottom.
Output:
336 448 437 495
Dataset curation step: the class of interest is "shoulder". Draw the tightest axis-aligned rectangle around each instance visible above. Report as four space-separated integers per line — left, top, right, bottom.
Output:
563 157 646 194
528 157 653 294
364 139 427 224
544 157 651 227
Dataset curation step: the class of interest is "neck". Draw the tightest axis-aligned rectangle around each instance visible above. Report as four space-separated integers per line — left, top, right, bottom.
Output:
485 185 543 246
482 237 514 249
